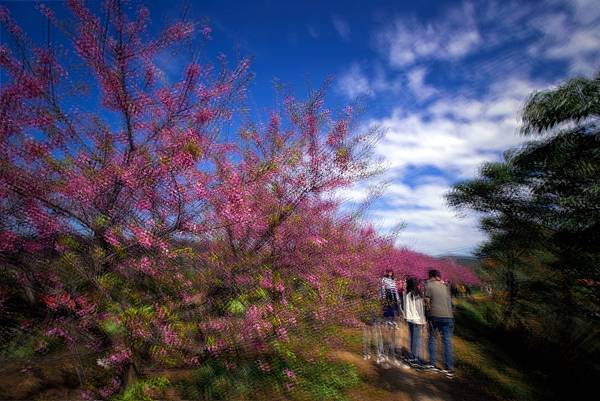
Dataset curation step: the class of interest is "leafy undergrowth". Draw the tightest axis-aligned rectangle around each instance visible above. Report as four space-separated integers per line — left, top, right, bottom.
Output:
452 298 540 401
2 297 578 401
330 297 547 401
454 296 599 401
139 333 360 401
167 355 359 401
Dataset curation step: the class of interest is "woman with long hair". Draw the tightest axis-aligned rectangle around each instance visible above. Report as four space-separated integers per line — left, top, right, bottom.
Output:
403 276 426 368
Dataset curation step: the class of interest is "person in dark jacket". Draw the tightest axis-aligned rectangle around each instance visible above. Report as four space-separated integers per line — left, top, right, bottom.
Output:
424 269 455 378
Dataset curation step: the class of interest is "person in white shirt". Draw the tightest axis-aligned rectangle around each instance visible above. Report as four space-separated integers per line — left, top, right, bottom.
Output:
403 276 426 368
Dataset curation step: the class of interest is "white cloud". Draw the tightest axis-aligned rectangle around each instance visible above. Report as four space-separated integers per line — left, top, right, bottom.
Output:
332 16 351 42
375 0 599 76
372 112 518 178
376 2 481 67
571 0 600 25
337 177 484 255
368 76 546 179
369 201 483 255
542 26 600 75
335 0 600 255
337 63 373 98
528 2 600 76
371 63 404 94
406 67 437 101
337 64 441 101
336 77 549 255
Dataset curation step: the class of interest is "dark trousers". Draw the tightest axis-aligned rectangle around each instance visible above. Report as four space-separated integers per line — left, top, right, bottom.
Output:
408 322 423 364
428 317 454 370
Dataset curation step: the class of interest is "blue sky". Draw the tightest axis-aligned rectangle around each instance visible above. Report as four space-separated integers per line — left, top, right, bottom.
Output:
3 0 599 255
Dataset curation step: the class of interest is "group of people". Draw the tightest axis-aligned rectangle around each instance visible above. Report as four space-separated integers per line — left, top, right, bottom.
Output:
363 268 456 379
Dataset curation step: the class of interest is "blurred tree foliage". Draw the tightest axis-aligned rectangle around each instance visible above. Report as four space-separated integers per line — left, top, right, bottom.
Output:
447 71 600 383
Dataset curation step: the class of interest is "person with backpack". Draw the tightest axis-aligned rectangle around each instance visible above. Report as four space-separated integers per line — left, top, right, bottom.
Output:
423 269 455 378
375 269 405 367
403 276 426 368
380 269 401 320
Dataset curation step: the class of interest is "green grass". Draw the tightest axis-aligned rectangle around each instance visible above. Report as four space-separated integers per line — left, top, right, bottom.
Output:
295 359 360 401
453 299 542 401
114 377 170 401
173 351 360 401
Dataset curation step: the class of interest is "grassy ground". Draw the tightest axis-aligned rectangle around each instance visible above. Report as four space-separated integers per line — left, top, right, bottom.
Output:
329 295 548 401
0 296 566 400
450 298 542 401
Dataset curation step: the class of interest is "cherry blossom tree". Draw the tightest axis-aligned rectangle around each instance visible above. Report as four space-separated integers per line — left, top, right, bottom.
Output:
1 0 251 394
0 1 476 397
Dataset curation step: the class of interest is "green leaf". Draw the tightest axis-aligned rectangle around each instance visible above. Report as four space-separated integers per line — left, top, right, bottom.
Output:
227 299 246 315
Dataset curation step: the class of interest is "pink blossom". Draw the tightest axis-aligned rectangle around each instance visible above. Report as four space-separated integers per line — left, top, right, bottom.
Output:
99 377 121 398
201 25 212 39
164 22 194 42
0 230 18 252
104 230 121 247
276 327 289 341
131 226 153 248
97 348 132 370
0 0 480 383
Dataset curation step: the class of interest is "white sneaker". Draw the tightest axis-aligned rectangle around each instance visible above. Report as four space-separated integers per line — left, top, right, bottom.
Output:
393 359 411 369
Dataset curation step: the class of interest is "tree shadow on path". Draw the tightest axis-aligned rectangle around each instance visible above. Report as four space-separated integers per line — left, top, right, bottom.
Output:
334 350 497 401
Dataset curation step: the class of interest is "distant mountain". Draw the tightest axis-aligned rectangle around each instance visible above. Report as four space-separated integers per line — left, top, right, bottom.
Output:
436 255 481 270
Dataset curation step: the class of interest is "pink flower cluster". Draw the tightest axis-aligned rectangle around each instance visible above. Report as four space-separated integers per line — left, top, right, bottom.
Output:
0 3 483 398
45 326 73 343
99 377 121 398
96 348 132 370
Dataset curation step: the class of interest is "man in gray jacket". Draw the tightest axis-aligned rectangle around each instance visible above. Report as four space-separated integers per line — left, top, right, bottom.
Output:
424 269 455 378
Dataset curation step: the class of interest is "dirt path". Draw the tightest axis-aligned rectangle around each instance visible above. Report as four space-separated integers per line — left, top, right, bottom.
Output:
332 346 491 401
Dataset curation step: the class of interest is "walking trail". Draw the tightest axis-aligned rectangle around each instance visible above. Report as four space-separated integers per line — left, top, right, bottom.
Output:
332 347 487 401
